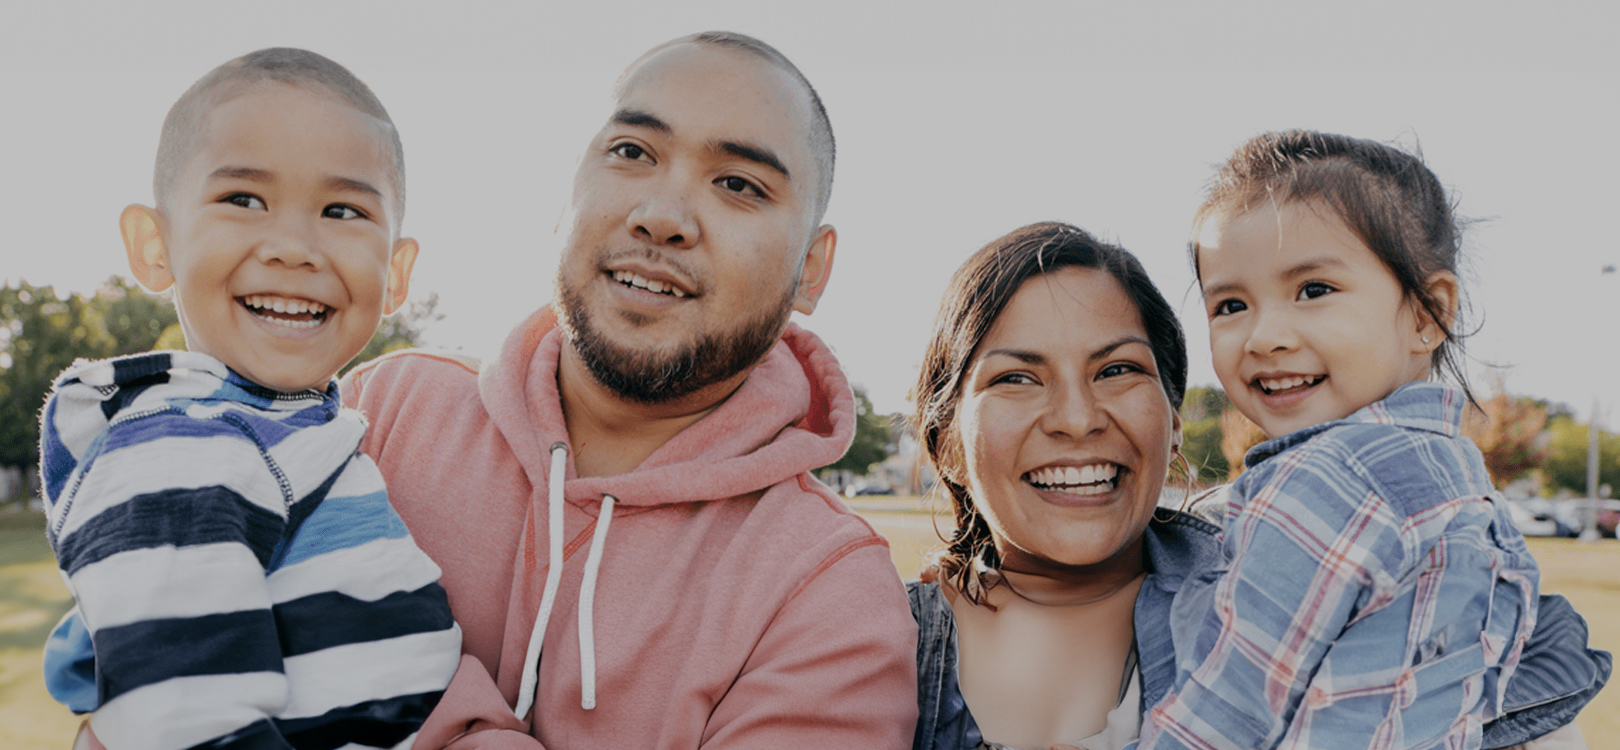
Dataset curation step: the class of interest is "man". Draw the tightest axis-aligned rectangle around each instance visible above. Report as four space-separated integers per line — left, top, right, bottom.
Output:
344 31 918 749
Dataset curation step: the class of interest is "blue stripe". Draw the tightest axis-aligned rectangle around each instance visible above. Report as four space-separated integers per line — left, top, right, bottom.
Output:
40 396 76 517
55 486 285 575
100 411 249 455
278 490 409 568
278 691 443 750
95 609 282 704
275 583 454 657
110 352 175 384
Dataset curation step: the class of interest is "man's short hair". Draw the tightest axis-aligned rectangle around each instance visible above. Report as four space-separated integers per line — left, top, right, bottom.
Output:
630 32 836 226
153 48 406 226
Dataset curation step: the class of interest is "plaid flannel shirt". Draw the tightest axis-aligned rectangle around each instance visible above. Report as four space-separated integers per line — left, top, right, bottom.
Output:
1139 382 1539 750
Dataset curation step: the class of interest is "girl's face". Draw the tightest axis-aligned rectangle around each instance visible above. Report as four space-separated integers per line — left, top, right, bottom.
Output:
1198 201 1439 438
955 267 1178 576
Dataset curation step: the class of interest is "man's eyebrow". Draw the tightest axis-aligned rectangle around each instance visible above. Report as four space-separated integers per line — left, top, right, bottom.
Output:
323 176 383 199
611 109 671 133
713 140 790 179
208 166 272 182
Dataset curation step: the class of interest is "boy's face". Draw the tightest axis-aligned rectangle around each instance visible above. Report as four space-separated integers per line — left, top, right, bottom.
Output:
125 83 416 392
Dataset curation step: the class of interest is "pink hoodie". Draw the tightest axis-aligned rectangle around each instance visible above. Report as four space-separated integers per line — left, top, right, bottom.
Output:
342 308 917 749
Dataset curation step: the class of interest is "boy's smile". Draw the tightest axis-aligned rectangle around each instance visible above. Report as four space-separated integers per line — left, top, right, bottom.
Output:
124 83 415 392
1198 201 1438 438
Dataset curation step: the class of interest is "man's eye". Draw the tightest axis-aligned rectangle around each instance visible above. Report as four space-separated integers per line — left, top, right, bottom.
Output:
224 193 266 210
323 204 363 220
1298 282 1335 300
1211 299 1246 317
717 176 761 196
611 143 650 161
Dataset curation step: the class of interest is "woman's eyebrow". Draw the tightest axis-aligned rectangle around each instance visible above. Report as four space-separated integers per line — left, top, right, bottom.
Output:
1089 336 1152 363
980 349 1044 365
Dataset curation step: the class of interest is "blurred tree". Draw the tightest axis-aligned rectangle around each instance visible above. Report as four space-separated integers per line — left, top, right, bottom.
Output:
1459 378 1548 487
1179 386 1230 485
1220 408 1266 482
343 292 443 376
1542 416 1619 497
823 385 893 475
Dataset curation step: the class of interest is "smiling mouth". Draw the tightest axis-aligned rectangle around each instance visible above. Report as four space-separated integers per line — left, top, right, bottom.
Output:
1025 464 1120 496
240 294 328 330
1257 375 1325 395
612 270 688 298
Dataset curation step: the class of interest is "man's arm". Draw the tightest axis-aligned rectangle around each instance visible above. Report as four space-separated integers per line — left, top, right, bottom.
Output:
701 539 917 748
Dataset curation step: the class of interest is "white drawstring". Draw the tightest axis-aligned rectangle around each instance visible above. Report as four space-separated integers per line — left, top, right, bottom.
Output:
513 443 568 720
577 494 614 709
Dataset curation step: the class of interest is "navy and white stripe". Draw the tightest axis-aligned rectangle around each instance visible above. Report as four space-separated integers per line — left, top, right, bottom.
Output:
40 351 459 750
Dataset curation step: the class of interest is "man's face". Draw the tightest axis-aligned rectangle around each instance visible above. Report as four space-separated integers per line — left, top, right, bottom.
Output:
556 42 832 403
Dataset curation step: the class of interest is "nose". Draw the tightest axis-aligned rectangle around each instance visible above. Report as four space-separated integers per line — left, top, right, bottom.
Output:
1040 381 1110 440
1244 304 1297 356
254 212 325 270
626 182 700 249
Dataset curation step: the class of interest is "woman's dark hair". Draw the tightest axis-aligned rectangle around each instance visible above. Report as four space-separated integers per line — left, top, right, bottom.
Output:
1191 130 1471 399
913 222 1187 604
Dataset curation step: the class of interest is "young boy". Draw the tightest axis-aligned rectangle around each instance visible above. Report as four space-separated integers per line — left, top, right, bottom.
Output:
39 48 459 750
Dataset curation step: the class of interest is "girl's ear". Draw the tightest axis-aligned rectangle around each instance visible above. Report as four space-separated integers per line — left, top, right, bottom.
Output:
122 205 174 292
1414 270 1460 353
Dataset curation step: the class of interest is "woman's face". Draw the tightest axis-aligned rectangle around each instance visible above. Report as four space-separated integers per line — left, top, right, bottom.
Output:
955 267 1179 575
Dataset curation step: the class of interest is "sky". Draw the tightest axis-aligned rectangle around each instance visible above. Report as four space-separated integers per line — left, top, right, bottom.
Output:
2 1 1616 424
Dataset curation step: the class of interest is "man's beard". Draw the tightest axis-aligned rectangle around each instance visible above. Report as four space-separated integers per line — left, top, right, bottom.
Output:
557 278 796 405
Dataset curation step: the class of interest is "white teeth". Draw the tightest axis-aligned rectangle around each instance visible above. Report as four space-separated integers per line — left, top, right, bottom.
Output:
613 270 688 298
1259 375 1323 393
1027 463 1119 491
241 294 329 324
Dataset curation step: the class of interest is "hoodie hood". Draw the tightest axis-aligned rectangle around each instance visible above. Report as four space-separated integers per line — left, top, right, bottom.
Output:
476 306 855 508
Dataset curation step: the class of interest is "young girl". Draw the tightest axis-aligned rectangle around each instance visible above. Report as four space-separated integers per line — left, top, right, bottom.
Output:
1138 131 1548 749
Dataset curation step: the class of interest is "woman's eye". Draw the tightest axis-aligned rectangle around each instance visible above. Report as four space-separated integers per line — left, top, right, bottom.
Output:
1098 362 1143 379
1211 299 1246 317
987 371 1037 387
223 193 265 210
1298 282 1335 300
717 176 761 196
611 143 650 161
322 204 363 220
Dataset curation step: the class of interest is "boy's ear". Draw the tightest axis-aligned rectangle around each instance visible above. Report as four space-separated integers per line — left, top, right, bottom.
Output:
791 225 837 315
121 205 173 292
1413 270 1459 354
384 237 419 315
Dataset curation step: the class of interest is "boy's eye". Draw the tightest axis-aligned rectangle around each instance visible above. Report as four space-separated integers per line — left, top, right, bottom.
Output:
1298 282 1335 300
611 143 651 162
717 176 762 197
1211 299 1246 317
223 193 266 210
322 204 364 220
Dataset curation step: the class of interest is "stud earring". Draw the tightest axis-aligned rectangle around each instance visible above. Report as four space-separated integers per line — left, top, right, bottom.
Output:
1422 335 1431 344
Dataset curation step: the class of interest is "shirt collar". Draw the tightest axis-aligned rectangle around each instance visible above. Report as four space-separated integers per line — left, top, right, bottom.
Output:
1244 381 1465 468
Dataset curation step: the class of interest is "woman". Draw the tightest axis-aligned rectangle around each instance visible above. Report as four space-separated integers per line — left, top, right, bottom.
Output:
909 222 1606 750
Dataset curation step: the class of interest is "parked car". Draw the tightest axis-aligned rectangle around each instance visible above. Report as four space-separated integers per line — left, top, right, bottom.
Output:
1507 499 1581 538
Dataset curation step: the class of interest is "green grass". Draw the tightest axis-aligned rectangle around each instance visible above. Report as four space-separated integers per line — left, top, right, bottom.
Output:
2 504 1616 748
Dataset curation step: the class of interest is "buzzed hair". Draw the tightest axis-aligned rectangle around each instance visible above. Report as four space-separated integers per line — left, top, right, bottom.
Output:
153 48 406 226
631 32 837 226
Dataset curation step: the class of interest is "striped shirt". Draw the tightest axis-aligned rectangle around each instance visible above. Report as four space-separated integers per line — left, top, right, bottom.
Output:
40 351 460 750
1139 382 1539 750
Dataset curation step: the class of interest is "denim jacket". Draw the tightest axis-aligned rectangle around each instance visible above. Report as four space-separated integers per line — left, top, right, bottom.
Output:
909 512 1607 750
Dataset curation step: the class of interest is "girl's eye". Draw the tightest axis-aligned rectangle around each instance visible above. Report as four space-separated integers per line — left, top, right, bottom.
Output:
323 204 364 220
223 193 265 210
1298 281 1335 300
611 143 651 162
717 175 762 197
1211 299 1246 317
